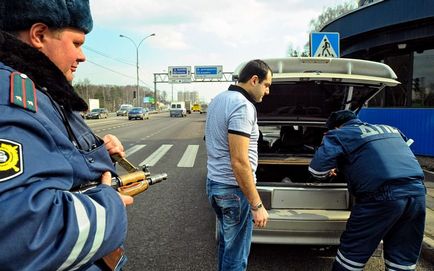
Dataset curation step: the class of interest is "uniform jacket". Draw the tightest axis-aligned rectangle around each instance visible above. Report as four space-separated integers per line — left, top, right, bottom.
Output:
0 31 127 270
309 118 425 197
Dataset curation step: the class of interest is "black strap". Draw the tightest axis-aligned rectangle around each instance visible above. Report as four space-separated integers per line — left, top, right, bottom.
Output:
41 87 83 150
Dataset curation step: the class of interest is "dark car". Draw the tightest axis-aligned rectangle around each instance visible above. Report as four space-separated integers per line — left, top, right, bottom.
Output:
128 107 149 120
85 108 109 119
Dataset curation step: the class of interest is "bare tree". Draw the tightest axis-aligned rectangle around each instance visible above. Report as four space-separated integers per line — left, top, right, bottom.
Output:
309 1 357 33
287 42 311 57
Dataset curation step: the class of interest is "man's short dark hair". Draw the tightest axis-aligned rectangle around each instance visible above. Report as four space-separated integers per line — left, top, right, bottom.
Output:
326 110 357 130
238 59 272 83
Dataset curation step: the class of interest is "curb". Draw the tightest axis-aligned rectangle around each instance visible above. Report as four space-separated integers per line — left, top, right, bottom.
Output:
425 169 434 183
422 168 434 265
422 236 434 265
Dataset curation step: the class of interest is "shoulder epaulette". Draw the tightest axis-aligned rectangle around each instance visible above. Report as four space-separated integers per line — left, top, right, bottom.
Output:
10 72 38 112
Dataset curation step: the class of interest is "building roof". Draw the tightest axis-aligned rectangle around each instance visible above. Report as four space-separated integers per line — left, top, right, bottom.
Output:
322 0 434 57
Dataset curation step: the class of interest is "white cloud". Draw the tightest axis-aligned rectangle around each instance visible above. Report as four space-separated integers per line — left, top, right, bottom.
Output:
76 0 352 101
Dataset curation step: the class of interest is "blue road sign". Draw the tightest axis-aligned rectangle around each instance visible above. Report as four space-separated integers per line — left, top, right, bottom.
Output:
195 67 217 75
310 32 340 58
168 66 191 82
194 65 223 79
172 67 188 75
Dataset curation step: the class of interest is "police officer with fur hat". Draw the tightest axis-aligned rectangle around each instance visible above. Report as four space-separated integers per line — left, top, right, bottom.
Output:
309 110 426 271
0 1 133 270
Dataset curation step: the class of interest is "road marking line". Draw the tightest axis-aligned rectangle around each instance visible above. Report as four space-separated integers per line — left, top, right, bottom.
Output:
126 144 146 157
177 145 199 167
139 144 173 167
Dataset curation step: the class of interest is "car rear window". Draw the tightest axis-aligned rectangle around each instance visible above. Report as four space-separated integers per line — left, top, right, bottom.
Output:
256 82 380 121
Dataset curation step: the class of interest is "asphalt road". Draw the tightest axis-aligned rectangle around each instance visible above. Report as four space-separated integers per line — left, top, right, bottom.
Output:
87 113 434 271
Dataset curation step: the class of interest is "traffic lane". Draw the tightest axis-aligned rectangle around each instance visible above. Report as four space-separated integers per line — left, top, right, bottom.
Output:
89 114 434 270
122 114 215 270
123 153 215 269
117 116 199 167
89 113 192 156
85 114 167 135
123 169 216 270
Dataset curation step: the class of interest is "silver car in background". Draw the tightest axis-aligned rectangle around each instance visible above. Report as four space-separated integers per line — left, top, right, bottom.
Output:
128 107 149 120
85 108 109 119
230 57 400 245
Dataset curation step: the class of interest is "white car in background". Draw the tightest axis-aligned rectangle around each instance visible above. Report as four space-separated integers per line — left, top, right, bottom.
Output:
169 102 187 117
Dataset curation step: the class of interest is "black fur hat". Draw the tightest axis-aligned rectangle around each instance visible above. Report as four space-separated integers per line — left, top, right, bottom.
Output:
326 110 357 130
0 0 93 34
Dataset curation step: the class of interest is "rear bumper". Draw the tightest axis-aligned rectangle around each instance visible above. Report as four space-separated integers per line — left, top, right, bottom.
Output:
170 110 185 116
252 209 350 245
128 114 143 118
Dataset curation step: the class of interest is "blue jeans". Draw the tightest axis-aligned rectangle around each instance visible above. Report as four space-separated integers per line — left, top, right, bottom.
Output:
206 179 253 271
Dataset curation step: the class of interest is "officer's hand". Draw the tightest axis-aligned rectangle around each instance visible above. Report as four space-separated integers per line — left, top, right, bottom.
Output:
103 134 125 158
328 168 337 177
101 172 133 206
252 207 268 228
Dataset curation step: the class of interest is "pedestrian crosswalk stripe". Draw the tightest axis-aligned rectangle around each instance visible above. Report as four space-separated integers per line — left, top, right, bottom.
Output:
177 145 199 167
139 144 173 167
126 144 146 157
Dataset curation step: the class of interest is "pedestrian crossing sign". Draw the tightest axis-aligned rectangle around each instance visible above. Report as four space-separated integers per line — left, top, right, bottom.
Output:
310 32 340 58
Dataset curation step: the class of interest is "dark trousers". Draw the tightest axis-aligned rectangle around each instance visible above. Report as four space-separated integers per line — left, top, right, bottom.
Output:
332 195 426 271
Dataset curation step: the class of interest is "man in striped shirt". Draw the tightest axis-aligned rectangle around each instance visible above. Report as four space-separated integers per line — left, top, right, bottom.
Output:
206 59 272 271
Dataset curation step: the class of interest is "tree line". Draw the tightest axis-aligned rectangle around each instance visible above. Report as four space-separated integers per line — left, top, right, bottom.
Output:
73 79 168 111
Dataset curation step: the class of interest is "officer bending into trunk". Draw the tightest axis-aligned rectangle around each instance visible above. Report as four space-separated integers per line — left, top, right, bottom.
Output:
309 110 426 271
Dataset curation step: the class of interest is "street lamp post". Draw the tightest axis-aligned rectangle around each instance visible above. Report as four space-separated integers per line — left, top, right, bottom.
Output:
119 33 156 107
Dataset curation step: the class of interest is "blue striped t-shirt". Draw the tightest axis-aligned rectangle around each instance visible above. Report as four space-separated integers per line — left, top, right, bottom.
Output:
205 85 259 186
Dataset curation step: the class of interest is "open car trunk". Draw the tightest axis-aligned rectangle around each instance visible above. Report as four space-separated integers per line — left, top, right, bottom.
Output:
252 80 384 210
257 124 345 184
256 124 349 211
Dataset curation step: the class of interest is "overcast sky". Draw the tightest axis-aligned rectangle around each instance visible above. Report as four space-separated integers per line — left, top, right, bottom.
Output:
74 0 354 103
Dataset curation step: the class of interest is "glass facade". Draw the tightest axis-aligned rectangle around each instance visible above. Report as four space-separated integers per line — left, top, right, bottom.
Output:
413 49 434 107
323 0 434 155
367 50 434 108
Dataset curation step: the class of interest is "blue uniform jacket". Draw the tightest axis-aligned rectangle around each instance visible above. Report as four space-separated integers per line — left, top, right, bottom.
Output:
309 119 425 197
0 31 127 270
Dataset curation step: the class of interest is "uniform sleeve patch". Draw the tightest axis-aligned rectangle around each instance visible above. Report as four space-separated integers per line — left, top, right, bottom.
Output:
0 139 23 182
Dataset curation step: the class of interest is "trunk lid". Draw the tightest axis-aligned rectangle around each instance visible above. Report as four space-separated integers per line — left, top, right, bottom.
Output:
246 57 400 123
